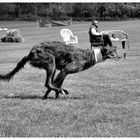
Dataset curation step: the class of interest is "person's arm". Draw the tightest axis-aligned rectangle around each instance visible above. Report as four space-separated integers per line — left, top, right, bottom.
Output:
91 28 102 36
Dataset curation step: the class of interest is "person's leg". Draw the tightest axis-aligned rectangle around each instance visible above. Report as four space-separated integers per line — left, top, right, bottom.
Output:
103 34 113 46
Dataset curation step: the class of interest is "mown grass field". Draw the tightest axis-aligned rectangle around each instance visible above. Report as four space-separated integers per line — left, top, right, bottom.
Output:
0 20 140 137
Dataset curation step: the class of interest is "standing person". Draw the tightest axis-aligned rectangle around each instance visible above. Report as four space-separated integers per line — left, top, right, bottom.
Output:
89 20 113 49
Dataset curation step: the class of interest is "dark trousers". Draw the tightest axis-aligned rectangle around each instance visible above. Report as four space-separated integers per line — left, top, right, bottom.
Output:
103 34 112 46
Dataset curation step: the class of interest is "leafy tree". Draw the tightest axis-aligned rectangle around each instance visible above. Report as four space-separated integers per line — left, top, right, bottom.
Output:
0 3 140 21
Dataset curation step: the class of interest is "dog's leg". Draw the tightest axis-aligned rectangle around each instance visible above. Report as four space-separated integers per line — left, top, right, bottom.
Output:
43 56 65 99
43 70 68 99
43 68 56 99
53 70 68 98
43 87 51 99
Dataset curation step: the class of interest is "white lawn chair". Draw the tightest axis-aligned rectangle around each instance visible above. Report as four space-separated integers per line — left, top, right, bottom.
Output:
60 28 78 45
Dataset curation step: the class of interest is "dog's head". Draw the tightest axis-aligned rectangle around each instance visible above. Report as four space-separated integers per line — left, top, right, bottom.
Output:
101 46 119 60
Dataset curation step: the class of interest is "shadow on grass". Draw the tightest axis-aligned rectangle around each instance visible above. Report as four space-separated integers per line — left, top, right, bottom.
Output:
2 94 83 100
60 96 84 100
3 95 43 100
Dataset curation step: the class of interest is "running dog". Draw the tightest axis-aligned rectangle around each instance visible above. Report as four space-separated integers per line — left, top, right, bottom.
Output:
0 41 118 99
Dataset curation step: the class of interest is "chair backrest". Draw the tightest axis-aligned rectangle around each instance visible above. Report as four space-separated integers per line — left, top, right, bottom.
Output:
101 30 129 41
60 28 78 45
60 29 73 41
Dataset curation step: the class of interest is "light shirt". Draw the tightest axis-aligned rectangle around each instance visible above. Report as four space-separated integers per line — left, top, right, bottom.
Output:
91 28 101 36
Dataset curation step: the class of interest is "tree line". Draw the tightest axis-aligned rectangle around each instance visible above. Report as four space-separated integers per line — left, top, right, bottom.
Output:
0 3 140 21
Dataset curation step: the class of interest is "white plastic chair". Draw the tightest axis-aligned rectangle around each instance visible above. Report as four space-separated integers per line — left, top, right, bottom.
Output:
60 29 78 45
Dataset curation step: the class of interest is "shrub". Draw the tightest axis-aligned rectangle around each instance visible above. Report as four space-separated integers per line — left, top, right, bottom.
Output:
1 29 24 43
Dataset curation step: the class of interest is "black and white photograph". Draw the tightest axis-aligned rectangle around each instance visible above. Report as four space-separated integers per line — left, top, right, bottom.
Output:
0 0 140 137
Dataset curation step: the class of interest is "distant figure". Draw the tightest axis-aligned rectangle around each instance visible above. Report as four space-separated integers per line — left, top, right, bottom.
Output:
111 34 119 41
89 20 113 49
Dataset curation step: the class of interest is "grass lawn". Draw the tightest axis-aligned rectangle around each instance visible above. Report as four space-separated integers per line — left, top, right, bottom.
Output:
0 20 140 137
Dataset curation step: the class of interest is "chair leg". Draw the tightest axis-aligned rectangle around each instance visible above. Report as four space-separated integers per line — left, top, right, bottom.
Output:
123 53 126 59
122 41 125 49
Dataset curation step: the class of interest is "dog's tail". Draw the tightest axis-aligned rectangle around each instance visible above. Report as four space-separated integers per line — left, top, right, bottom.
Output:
0 55 30 81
